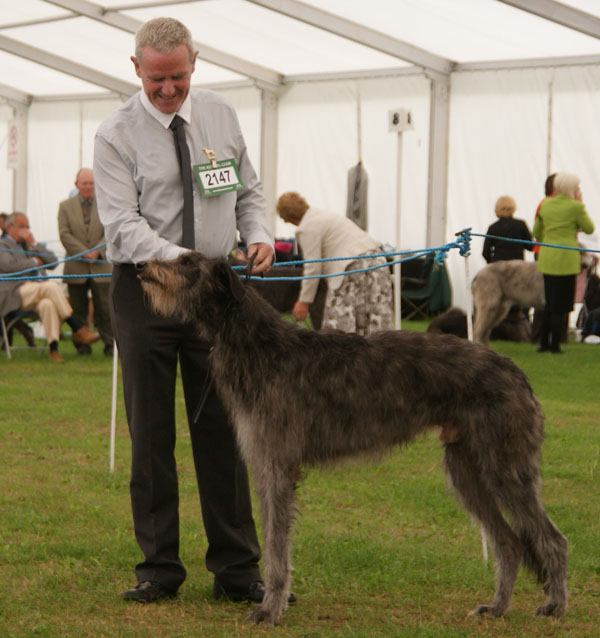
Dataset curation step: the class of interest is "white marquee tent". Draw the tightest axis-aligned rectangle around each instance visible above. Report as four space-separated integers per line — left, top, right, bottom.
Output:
2 0 600 309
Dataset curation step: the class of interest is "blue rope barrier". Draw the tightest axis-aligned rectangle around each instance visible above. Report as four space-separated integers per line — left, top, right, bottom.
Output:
0 231 595 283
470 231 600 254
0 242 108 278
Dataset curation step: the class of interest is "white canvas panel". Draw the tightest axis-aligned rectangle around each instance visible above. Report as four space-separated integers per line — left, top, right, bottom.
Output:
275 81 359 240
447 68 552 310
303 0 600 62
26 102 82 252
275 76 430 251
550 65 600 251
358 75 430 251
0 51 107 97
0 104 15 213
125 1 404 76
0 0 67 22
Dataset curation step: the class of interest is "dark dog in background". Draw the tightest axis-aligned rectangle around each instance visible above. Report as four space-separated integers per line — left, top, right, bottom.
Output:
472 260 544 345
429 307 532 342
138 252 567 626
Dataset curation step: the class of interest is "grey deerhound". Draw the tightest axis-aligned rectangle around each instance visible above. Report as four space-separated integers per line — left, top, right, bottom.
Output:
137 252 567 626
472 260 545 345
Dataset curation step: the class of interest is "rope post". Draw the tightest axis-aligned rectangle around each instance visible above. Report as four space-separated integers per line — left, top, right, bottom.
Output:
456 228 487 562
388 107 414 330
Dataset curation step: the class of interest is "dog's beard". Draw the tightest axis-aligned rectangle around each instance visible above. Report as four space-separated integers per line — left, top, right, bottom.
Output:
140 279 189 321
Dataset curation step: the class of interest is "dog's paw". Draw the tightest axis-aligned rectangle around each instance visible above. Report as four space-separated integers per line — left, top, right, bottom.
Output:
468 604 504 617
534 602 565 618
246 605 278 626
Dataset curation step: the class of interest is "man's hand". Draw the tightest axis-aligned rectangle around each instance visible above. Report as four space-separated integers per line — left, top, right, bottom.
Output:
247 242 274 274
292 301 309 322
83 249 100 260
18 228 35 248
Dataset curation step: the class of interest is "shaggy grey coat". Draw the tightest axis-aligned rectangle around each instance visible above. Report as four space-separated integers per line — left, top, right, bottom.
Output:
472 260 545 345
138 253 567 626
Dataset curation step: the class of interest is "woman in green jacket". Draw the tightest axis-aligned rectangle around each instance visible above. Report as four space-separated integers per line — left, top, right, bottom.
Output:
533 172 595 353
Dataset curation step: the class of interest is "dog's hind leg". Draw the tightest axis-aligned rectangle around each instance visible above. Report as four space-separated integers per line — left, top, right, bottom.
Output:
498 486 568 617
247 465 296 625
443 442 523 616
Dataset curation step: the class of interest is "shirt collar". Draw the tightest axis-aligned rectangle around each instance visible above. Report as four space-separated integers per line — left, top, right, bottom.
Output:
139 90 192 129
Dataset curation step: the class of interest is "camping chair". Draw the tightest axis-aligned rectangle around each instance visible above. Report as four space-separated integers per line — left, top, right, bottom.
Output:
0 310 45 360
401 253 452 320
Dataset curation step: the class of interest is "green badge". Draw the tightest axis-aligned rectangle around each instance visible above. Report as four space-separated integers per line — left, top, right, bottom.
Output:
193 158 245 198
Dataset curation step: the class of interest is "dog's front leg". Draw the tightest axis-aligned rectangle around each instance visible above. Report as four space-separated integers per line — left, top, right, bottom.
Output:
247 467 296 625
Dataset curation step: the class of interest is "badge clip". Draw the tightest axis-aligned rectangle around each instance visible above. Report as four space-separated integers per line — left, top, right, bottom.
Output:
202 147 218 169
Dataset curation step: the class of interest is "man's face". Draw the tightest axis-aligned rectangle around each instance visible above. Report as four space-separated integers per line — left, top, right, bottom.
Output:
132 44 196 114
7 214 29 242
76 170 95 200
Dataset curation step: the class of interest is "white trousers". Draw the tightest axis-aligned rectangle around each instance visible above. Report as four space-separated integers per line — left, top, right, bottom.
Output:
18 281 73 344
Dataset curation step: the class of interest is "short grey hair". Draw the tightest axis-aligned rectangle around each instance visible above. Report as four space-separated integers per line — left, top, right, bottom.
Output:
135 17 195 61
553 172 580 199
6 212 26 227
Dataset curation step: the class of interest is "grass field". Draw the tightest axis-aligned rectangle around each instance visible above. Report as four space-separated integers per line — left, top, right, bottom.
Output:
1 323 599 637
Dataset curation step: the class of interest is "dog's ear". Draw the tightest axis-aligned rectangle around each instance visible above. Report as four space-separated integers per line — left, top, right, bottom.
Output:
212 261 246 302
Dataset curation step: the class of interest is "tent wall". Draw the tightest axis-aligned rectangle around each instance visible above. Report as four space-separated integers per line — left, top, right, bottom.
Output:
275 76 431 251
0 104 15 214
2 65 600 312
447 66 600 309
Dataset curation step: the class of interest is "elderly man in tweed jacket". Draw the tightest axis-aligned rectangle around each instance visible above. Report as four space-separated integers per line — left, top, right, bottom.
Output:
58 168 113 355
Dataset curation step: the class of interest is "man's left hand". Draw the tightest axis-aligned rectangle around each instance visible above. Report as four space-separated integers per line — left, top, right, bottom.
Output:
247 243 274 274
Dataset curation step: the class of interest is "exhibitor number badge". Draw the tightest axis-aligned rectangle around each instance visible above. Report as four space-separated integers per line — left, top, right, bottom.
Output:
193 159 245 198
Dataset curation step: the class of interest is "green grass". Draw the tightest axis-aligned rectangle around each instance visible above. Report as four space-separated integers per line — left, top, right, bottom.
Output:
0 324 599 637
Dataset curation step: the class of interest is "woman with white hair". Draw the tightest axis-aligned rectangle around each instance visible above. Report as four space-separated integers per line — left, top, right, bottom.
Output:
533 172 595 353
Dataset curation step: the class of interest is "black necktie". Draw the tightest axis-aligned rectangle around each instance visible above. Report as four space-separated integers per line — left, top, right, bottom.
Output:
169 115 195 249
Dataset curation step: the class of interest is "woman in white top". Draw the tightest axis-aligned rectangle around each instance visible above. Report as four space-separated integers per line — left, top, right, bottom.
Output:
276 191 393 335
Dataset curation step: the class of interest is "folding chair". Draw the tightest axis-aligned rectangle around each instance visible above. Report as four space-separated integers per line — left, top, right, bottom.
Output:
401 254 452 320
0 310 45 360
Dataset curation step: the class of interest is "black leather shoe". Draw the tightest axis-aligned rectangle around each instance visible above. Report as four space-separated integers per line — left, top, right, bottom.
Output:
213 579 297 604
122 581 177 603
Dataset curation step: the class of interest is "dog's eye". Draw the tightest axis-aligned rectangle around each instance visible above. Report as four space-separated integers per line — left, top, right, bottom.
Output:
180 255 193 266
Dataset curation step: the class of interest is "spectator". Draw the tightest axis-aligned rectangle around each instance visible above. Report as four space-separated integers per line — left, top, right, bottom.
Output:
0 212 100 362
533 172 595 353
276 191 393 335
0 212 8 237
482 196 533 263
58 168 114 356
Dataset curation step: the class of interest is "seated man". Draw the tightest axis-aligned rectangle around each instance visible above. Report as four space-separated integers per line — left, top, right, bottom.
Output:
0 212 99 362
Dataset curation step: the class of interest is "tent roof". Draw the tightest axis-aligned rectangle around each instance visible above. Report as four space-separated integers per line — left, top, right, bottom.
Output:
2 0 600 104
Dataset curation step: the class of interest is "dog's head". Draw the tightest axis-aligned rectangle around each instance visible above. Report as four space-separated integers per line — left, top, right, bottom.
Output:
137 252 246 328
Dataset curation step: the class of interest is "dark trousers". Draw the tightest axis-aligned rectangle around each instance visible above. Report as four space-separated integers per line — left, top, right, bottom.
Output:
110 264 261 591
540 274 575 351
68 279 114 347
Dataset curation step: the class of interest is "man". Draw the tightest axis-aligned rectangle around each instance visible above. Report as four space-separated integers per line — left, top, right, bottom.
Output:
0 212 100 362
94 17 276 604
58 168 114 356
